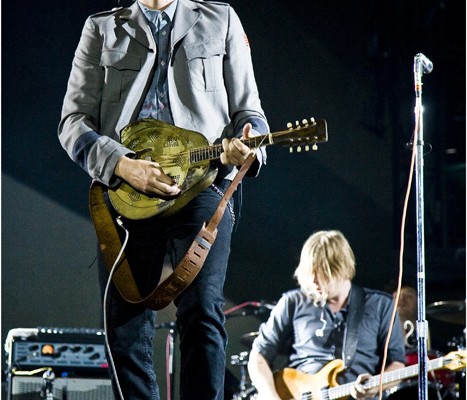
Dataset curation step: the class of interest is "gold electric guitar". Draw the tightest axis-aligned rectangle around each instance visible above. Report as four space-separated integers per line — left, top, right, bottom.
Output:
273 350 466 400
108 118 328 220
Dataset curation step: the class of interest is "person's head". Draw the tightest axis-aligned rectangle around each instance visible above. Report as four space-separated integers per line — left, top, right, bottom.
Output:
294 230 356 306
394 286 417 322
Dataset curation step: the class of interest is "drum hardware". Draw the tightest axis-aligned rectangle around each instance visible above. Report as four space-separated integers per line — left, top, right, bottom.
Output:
224 301 275 319
426 300 466 326
230 352 251 392
383 381 456 400
447 335 465 351
229 352 257 400
154 321 178 400
239 332 259 349
231 386 257 400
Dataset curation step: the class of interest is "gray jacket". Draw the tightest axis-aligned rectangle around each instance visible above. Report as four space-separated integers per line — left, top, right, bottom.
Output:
58 0 268 186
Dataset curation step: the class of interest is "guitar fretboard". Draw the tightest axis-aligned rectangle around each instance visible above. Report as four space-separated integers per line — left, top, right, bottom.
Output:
324 357 445 400
188 135 276 163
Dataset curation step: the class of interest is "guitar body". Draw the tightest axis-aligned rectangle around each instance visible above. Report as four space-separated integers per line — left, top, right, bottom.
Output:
109 119 218 220
274 359 346 400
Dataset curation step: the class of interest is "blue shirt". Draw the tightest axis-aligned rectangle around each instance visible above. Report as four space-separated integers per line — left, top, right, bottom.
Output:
252 286 406 384
137 0 177 123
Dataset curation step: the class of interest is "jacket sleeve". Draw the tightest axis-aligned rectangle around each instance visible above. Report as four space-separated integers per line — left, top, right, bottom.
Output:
223 6 269 176
58 16 132 187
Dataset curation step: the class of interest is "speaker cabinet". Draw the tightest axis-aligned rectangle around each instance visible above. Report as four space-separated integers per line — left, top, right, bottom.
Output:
9 376 114 400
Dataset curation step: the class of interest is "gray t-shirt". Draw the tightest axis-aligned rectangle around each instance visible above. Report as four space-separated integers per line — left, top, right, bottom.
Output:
252 285 406 384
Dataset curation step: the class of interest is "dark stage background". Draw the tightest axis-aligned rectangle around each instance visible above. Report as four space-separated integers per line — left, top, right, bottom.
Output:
2 0 465 398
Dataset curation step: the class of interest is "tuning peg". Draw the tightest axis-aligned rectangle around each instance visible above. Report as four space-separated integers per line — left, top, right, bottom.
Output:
289 147 293 153
297 145 302 152
287 122 293 129
295 120 299 127
312 143 318 151
305 144 310 151
310 117 316 124
302 119 309 126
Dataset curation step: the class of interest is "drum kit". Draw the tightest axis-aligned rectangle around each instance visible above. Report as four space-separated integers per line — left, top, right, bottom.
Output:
225 299 466 400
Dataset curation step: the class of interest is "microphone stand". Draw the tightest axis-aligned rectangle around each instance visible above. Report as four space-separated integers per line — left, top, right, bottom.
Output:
413 52 433 400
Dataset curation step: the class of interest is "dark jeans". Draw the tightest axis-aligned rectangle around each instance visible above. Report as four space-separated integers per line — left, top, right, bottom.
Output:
98 180 234 400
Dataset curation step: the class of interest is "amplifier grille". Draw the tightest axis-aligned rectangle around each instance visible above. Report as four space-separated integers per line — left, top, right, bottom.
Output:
10 376 114 400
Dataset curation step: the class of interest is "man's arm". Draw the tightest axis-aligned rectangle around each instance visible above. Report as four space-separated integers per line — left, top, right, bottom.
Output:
222 6 268 177
58 15 131 186
247 349 282 400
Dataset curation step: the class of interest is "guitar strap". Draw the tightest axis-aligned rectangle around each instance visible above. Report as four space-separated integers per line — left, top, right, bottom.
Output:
343 284 365 368
89 153 256 311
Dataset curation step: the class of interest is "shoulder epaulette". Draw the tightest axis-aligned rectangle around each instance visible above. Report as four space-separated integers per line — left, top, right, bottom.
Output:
191 0 229 6
90 7 125 18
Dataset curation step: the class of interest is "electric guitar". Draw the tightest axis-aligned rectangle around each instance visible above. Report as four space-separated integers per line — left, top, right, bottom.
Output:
108 118 328 220
273 350 466 400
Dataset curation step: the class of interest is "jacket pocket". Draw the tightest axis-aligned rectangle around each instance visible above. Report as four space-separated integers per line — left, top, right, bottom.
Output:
184 39 226 92
100 51 141 102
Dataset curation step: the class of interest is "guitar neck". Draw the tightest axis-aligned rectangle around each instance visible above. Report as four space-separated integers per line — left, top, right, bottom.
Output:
189 134 272 164
325 357 445 400
188 119 327 164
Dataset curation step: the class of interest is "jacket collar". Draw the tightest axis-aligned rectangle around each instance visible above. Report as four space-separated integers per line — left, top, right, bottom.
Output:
171 0 201 48
118 0 201 51
118 1 156 50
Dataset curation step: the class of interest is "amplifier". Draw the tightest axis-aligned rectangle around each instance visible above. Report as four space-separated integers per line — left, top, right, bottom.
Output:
5 327 109 375
5 327 114 400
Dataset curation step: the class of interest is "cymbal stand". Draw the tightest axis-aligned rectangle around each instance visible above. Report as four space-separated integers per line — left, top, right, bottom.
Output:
230 352 256 399
413 52 433 400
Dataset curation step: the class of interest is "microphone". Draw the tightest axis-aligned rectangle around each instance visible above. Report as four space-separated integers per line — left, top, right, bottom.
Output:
414 53 433 74
414 53 433 97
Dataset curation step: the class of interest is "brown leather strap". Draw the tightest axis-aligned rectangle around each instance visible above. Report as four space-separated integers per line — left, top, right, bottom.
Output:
89 153 256 310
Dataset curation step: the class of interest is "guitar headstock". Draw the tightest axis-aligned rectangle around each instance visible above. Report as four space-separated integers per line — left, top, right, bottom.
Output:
272 118 328 152
443 350 466 371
